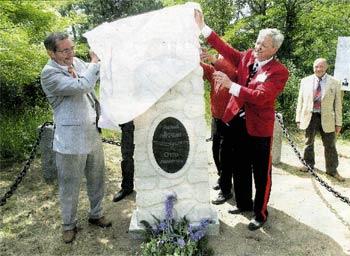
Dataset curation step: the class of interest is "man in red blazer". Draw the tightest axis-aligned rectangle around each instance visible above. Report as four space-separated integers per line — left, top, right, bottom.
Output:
195 10 289 230
200 49 238 204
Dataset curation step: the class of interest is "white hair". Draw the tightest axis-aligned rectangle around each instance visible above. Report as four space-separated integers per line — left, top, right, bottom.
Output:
258 28 284 49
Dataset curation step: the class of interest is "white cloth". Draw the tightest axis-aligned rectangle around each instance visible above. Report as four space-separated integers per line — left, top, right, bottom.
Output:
84 2 202 129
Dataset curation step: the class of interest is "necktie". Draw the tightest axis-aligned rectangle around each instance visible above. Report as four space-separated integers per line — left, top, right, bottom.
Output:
68 66 76 78
246 63 258 86
313 78 322 110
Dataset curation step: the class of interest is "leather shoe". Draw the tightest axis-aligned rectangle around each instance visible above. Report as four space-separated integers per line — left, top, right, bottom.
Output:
248 217 265 231
88 216 112 228
211 192 233 205
328 172 345 182
299 166 309 172
212 184 220 190
113 189 133 202
228 206 252 215
63 227 77 243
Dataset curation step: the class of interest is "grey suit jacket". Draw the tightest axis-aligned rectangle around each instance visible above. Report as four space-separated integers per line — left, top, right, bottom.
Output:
41 57 101 154
295 74 342 133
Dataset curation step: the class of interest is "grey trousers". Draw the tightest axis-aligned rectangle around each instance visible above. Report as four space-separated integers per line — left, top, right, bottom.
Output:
303 113 339 175
55 136 105 231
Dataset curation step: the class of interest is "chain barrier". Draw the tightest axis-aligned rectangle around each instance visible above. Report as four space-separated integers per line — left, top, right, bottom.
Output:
0 122 121 207
275 113 350 206
0 121 53 206
102 138 121 146
1 118 348 207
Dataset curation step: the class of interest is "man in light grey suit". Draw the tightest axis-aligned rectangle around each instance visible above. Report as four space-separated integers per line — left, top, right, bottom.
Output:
296 58 344 182
41 32 111 243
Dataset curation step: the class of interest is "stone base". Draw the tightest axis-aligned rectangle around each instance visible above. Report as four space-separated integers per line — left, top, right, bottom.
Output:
129 206 220 240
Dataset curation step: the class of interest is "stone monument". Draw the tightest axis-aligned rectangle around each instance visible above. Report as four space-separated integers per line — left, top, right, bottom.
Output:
83 2 219 238
272 113 282 165
334 37 350 92
37 123 57 182
130 66 218 237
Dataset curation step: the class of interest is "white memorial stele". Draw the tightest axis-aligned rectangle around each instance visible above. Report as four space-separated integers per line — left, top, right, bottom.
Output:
84 2 219 237
334 37 350 91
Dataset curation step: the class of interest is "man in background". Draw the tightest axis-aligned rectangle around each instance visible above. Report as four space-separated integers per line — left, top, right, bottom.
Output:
113 121 135 202
296 58 344 182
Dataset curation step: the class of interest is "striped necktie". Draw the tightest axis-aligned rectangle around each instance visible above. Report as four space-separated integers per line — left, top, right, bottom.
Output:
68 66 76 78
313 78 322 110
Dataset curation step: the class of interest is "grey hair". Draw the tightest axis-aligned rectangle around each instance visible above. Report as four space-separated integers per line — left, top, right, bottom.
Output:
258 28 284 49
313 58 328 68
44 32 69 52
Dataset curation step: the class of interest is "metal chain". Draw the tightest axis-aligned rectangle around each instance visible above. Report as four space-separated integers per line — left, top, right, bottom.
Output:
102 138 121 146
0 122 121 207
0 121 53 207
2 117 347 207
275 113 350 206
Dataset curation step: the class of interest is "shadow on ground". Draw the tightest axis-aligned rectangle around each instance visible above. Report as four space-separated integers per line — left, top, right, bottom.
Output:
209 207 347 256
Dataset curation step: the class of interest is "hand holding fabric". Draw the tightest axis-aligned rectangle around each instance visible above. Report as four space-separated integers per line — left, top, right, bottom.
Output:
194 9 204 30
89 50 99 63
213 71 232 89
200 47 217 64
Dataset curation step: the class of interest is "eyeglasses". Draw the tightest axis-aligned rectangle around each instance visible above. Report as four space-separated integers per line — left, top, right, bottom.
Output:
56 46 75 54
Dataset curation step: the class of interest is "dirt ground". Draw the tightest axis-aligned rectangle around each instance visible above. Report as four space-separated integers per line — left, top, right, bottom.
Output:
0 135 349 256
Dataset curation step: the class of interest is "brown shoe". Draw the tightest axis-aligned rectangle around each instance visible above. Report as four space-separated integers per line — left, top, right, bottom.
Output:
88 216 112 228
329 172 345 182
63 227 77 243
299 166 309 172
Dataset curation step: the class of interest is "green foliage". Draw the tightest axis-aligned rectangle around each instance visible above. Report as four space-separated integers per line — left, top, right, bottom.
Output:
0 0 79 112
201 0 235 36
64 0 164 43
0 0 75 83
0 107 52 164
161 0 192 7
275 60 303 131
1 0 350 161
341 91 350 139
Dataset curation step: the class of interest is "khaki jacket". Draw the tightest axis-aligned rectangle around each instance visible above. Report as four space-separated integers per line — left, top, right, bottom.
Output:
295 74 342 132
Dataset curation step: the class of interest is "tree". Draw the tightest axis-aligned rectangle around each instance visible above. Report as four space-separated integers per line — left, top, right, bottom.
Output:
61 0 164 43
201 0 235 36
0 0 78 112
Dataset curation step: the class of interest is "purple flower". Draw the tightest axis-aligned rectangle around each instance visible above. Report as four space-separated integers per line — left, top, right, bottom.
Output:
156 221 167 234
188 218 211 241
199 218 211 229
165 194 177 221
190 229 206 241
177 237 185 248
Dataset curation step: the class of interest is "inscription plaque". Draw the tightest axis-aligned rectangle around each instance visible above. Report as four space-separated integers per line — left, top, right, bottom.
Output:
152 117 189 173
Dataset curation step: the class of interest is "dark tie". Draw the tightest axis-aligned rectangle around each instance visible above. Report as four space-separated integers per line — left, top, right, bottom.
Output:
246 63 258 86
313 78 322 110
68 66 76 78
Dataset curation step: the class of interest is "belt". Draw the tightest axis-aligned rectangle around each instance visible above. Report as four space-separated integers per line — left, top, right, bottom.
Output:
226 109 245 127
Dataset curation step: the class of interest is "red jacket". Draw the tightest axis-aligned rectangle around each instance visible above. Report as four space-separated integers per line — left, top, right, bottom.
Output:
207 31 289 137
201 58 237 118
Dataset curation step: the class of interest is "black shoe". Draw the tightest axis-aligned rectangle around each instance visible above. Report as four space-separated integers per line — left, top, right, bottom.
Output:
248 217 265 231
113 189 133 202
211 192 233 205
212 184 220 190
228 206 252 215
